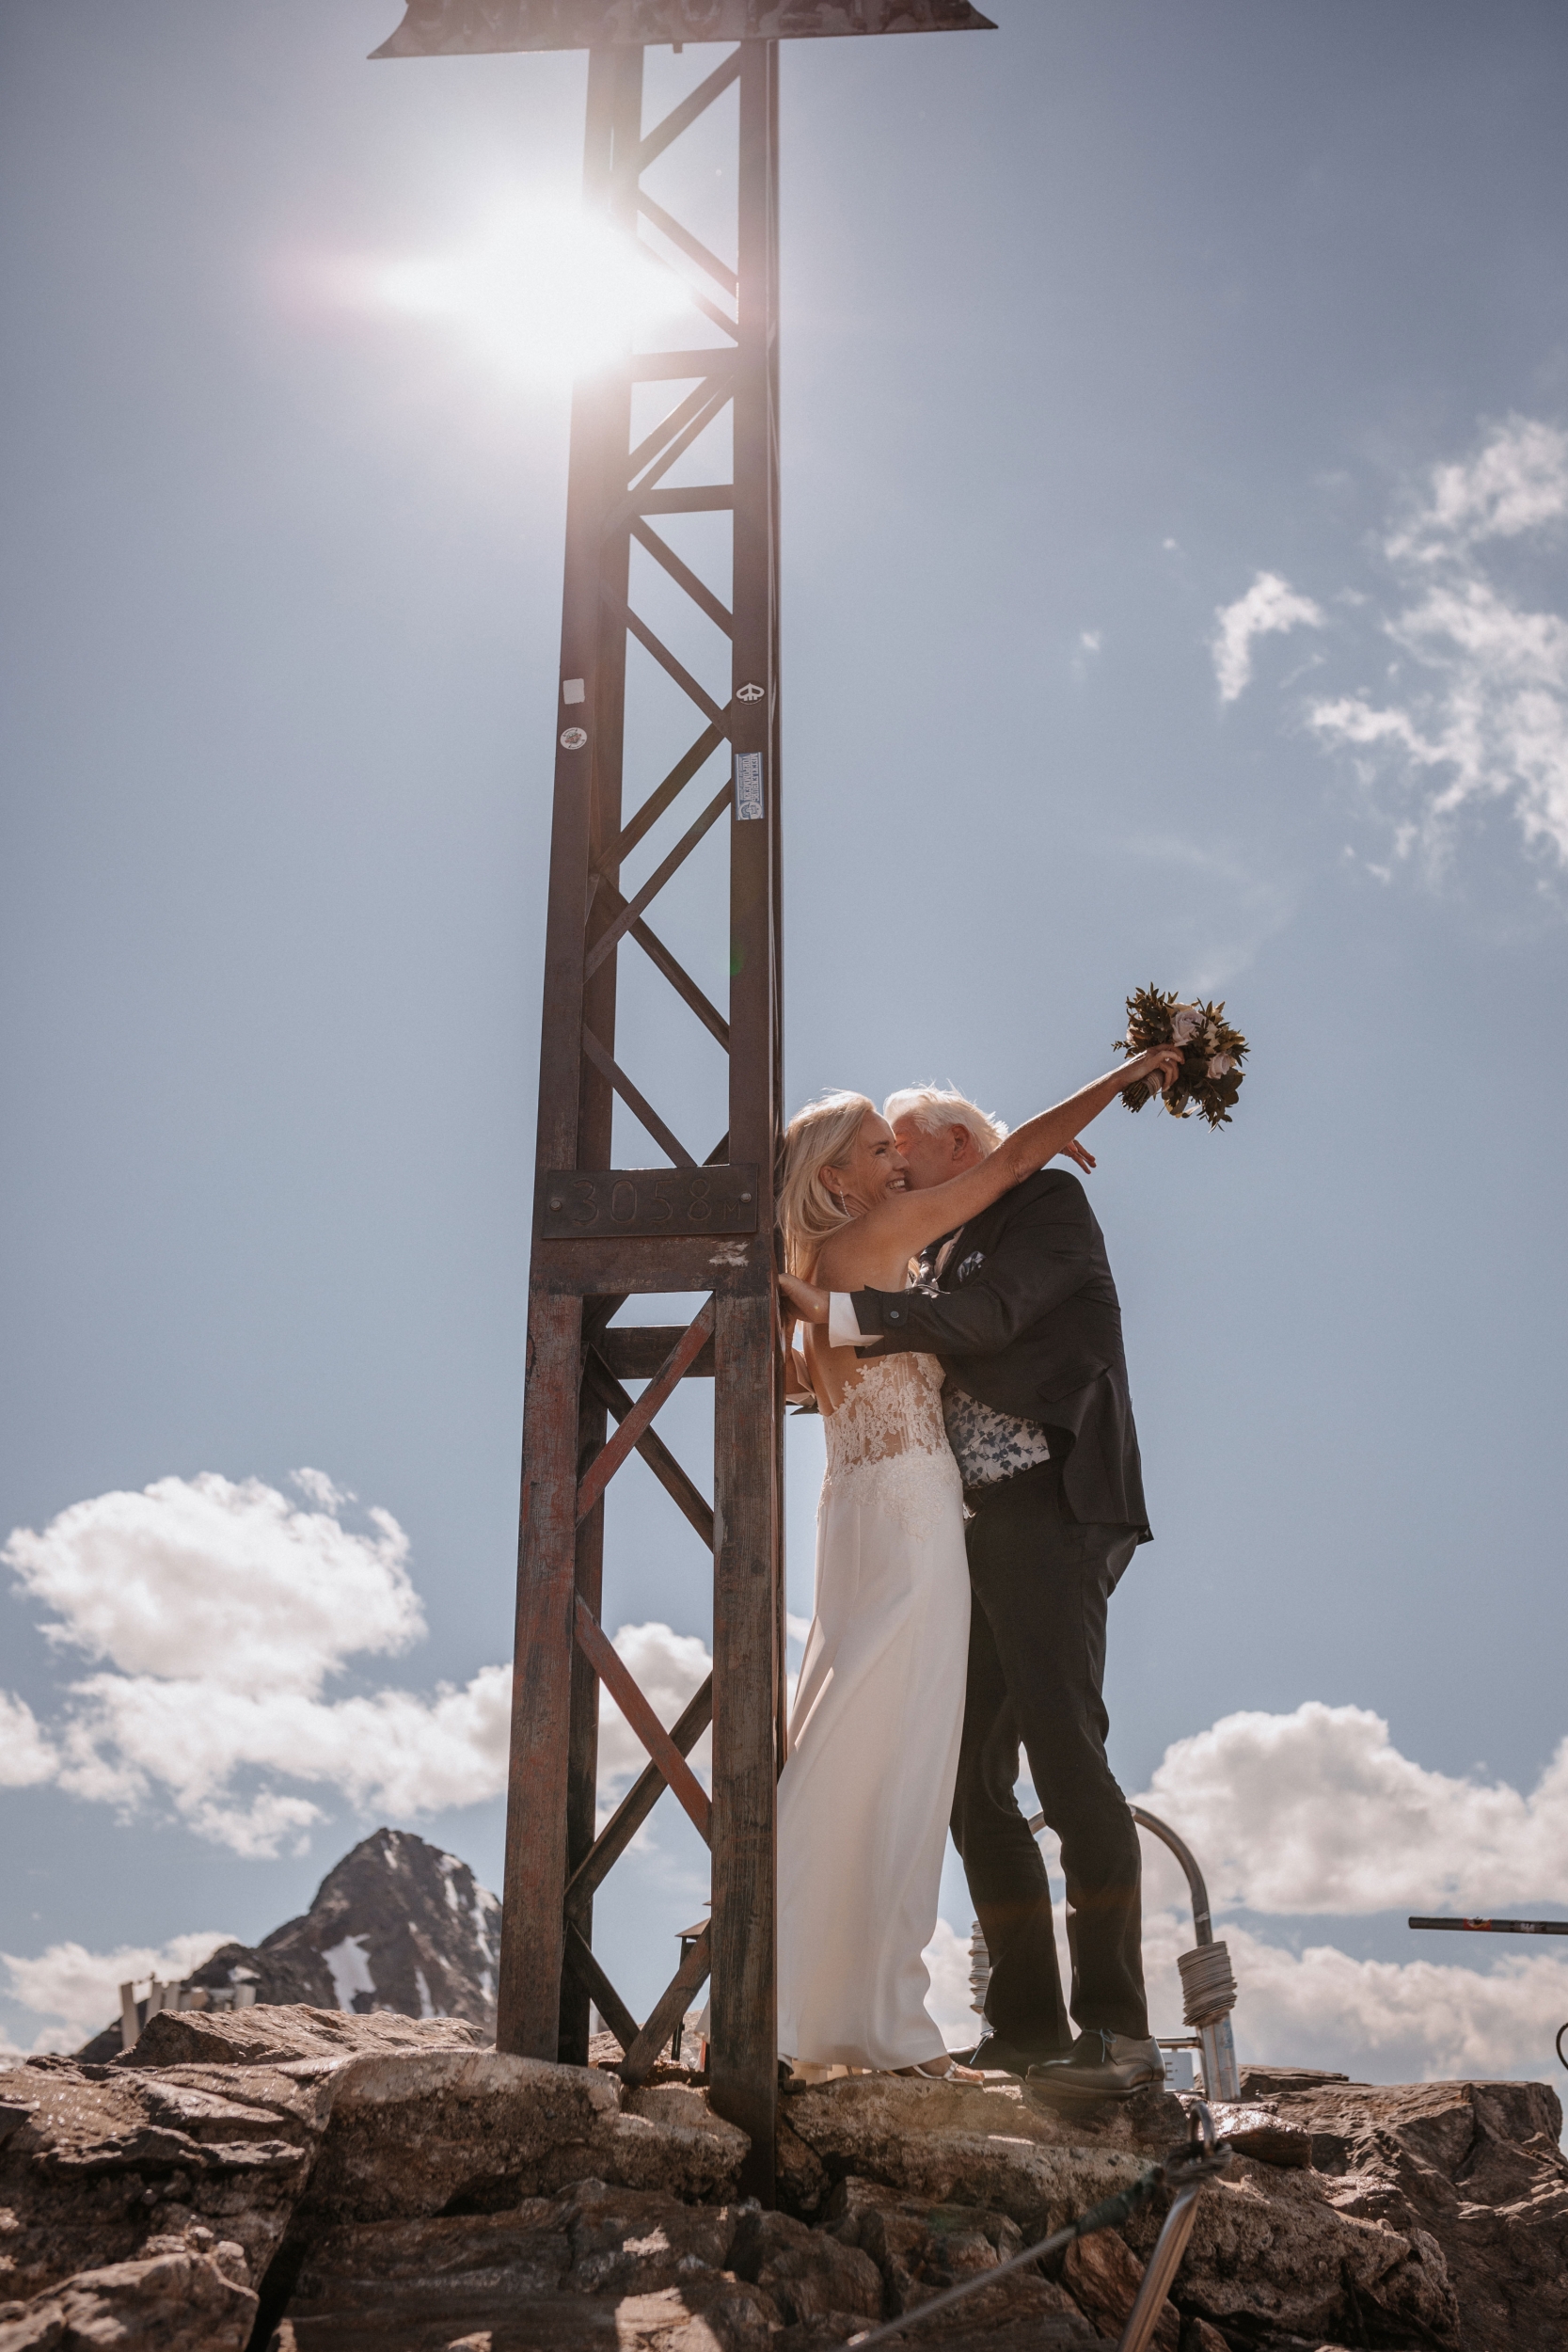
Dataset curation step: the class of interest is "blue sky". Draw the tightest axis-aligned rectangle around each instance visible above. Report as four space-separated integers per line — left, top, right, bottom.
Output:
3 0 1567 2077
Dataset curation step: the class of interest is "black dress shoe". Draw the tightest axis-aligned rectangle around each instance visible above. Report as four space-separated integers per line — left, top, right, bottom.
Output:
953 2031 1068 2077
1024 2028 1164 2105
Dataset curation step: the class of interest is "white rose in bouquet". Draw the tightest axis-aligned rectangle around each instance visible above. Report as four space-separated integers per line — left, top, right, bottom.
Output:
1207 1052 1236 1078
1168 1003 1203 1045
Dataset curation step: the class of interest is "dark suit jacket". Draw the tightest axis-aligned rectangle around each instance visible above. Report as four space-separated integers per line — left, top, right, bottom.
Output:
850 1169 1150 1542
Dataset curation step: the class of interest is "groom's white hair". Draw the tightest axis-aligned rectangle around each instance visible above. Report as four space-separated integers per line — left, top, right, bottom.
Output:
883 1085 1008 1157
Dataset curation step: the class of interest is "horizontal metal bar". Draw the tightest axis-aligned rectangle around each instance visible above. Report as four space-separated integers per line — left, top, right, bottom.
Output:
577 1298 716 1520
1409 1915 1568 1934
637 189 738 298
530 1232 771 1295
631 46 743 178
372 4 998 59
579 1028 697 1168
584 1351 716 1544
631 350 741 382
574 1594 712 1841
637 486 734 515
562 1920 639 2055
585 779 732 978
631 516 733 637
620 1927 712 2088
596 1326 716 1380
545 1164 753 1241
611 383 736 535
564 1675 714 1924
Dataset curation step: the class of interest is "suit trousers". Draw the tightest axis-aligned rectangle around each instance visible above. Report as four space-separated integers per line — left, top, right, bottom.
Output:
951 1458 1148 2051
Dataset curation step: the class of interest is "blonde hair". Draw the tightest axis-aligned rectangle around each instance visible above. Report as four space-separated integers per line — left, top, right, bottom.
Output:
777 1089 875 1276
883 1085 1008 1158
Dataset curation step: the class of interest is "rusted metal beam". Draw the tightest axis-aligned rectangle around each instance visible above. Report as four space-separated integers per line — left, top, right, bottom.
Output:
563 1674 714 1923
562 1921 640 2054
594 1325 715 1381
582 1352 716 1544
620 1926 713 2088
574 1596 713 1841
372 2 996 60
575 1298 716 1519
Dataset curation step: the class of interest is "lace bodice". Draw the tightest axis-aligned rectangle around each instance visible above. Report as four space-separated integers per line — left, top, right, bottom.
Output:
821 1354 961 1538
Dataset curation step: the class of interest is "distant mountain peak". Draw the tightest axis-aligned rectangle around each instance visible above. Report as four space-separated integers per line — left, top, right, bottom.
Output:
77 1827 499 2062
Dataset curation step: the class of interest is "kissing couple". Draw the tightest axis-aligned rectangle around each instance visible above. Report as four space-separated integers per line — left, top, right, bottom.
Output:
773 1040 1180 2104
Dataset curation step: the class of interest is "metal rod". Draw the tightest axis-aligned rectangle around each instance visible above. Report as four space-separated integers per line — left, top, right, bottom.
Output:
1410 1916 1568 1934
1114 2184 1205 2352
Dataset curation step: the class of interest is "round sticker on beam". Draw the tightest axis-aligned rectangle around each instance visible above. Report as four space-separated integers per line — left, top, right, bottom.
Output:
734 751 764 821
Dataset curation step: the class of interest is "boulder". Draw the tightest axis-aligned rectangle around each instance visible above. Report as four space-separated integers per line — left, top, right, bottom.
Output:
0 2054 327 2304
780 2074 1162 2231
1214 2076 1568 2352
1059 2229 1227 2351
0 2231 257 2352
825 2175 1099 2340
728 2203 882 2327
10 2010 1568 2352
115 2001 488 2073
287 2051 748 2228
264 2180 782 2351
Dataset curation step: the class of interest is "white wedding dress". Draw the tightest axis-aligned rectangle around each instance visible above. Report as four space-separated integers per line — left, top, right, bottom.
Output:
775 1351 972 2071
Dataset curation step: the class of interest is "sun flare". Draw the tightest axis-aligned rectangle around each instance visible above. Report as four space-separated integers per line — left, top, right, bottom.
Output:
340 197 706 385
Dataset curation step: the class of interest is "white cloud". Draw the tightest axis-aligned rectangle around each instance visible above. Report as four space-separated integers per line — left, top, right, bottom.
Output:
1 1931 235 2055
1387 415 1568 561
3 1472 713 1857
0 1691 57 1788
4 1473 422 1690
1310 564 1568 864
1212 571 1325 702
1231 416 1568 870
1136 1699 1568 1915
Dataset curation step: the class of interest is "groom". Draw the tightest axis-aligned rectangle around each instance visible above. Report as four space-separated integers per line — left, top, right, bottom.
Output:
825 1086 1163 2104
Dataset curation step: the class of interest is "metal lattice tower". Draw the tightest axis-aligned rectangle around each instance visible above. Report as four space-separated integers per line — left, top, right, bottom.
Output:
372 0 994 2201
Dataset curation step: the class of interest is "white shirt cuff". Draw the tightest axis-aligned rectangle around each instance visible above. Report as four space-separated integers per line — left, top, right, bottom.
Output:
829 1293 879 1349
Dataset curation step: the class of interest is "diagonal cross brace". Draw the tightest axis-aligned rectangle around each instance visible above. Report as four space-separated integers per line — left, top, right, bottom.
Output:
620 1925 712 2088
583 1351 716 1548
576 1298 717 1520
585 780 733 981
579 1028 696 1168
574 1594 712 1841
564 1671 713 1926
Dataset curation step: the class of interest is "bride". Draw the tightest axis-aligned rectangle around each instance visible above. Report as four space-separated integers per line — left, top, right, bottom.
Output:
771 1045 1179 2080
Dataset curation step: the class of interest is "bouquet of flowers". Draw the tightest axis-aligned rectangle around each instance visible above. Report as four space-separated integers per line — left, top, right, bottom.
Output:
1115 986 1248 1128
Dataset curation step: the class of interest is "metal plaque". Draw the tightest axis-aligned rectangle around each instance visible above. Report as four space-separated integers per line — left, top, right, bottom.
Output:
540 1164 761 1237
374 2 995 60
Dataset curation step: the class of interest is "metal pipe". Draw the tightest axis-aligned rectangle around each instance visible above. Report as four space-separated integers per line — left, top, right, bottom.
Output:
1114 2183 1206 2352
1026 1804 1240 2100
1116 2100 1226 2352
1131 1806 1213 1945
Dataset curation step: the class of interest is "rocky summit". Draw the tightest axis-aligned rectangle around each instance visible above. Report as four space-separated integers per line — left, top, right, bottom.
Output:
2 2007 1564 2351
76 1829 501 2063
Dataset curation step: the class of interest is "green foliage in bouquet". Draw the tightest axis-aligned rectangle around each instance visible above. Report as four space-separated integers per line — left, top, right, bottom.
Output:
1115 985 1248 1128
